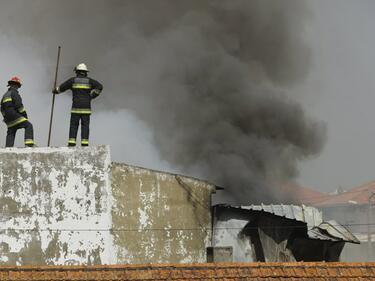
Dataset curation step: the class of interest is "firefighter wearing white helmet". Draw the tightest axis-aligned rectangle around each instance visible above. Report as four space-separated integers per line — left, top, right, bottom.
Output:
75 63 89 72
53 63 103 147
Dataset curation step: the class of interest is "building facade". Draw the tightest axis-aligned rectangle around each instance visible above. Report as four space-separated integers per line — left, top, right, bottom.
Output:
212 204 359 262
0 146 216 265
0 146 360 265
111 163 215 264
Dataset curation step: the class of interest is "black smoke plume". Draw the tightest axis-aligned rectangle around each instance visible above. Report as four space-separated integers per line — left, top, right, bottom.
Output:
0 0 326 203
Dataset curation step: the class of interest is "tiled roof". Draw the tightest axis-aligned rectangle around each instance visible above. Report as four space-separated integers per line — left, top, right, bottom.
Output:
0 262 374 280
315 180 375 206
279 182 331 205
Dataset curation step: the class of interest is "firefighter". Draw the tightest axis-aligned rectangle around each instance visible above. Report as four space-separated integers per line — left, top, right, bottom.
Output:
1 77 34 147
53 63 103 146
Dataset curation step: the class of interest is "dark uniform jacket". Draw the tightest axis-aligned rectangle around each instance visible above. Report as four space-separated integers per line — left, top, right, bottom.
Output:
1 87 28 127
58 74 103 114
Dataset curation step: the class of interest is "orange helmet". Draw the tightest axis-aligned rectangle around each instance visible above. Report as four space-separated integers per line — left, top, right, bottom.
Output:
8 76 22 87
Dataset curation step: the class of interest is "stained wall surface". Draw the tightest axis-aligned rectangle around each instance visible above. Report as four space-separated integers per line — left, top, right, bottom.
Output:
0 146 215 265
112 163 215 264
0 146 113 265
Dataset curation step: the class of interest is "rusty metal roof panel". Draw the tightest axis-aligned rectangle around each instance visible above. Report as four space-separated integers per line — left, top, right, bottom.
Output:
307 221 360 244
240 204 323 228
313 220 360 244
220 204 358 243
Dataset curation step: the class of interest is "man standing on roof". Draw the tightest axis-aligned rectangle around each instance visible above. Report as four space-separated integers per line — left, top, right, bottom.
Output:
53 63 103 147
1 77 34 147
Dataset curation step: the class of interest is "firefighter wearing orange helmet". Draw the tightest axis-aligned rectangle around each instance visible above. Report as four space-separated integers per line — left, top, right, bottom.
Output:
1 77 34 147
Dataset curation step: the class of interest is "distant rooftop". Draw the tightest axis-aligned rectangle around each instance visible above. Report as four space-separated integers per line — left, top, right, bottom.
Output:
279 182 331 205
314 180 375 206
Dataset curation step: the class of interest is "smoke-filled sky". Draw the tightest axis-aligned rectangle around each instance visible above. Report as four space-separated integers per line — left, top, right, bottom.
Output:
0 0 373 201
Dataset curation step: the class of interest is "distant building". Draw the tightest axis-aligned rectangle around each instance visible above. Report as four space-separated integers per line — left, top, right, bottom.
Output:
311 181 375 261
0 146 361 265
279 182 331 205
112 163 216 264
212 204 359 262
0 146 216 265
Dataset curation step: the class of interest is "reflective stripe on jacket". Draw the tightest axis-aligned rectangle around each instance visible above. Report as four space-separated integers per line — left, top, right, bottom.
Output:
1 87 28 127
58 74 103 115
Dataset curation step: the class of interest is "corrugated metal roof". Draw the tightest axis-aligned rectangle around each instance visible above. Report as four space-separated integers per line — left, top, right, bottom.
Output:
239 204 323 228
222 204 358 243
0 262 373 280
310 220 360 244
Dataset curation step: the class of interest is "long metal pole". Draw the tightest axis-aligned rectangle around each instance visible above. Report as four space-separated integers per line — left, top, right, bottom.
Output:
47 46 61 146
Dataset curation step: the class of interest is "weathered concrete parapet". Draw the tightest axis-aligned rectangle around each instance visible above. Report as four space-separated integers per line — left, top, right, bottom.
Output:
0 146 216 265
0 146 113 265
111 164 216 264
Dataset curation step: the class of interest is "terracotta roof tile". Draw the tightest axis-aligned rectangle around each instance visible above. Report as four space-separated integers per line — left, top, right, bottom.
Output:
0 262 374 280
279 182 331 205
314 180 375 206
271 267 284 276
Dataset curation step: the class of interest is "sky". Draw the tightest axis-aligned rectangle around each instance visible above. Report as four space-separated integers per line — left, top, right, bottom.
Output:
295 0 375 192
0 0 374 195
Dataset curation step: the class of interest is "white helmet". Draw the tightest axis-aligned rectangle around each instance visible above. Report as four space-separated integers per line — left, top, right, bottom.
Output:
75 63 89 72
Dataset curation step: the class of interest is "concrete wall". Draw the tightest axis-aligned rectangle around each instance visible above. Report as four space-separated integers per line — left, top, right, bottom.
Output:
0 146 215 265
320 205 371 234
320 204 375 261
0 146 113 265
112 163 215 264
342 241 375 262
213 207 255 262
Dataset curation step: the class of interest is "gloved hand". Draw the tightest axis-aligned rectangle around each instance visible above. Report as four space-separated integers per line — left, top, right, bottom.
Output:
52 87 59 94
90 89 101 99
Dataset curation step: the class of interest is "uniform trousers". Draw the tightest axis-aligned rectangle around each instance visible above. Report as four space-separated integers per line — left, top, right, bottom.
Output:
6 121 34 147
69 113 90 146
